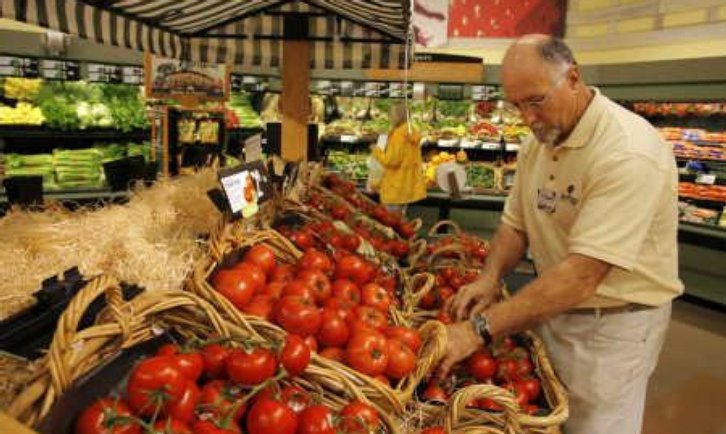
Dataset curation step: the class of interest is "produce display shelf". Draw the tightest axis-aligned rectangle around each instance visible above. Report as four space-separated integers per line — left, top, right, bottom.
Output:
416 192 726 251
0 126 150 141
678 195 726 206
0 187 130 205
678 173 726 186
422 141 521 153
676 155 726 163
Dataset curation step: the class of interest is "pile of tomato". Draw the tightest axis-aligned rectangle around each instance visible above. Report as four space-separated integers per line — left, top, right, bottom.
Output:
321 174 417 240
211 244 422 386
74 331 399 434
418 335 544 415
426 231 489 266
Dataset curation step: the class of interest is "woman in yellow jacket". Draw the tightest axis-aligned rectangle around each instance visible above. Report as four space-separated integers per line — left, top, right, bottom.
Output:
372 102 426 214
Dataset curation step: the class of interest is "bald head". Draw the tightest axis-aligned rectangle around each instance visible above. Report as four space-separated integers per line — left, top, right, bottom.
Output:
503 35 576 84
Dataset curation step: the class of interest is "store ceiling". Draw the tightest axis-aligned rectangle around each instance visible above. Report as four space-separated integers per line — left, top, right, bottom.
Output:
0 0 412 69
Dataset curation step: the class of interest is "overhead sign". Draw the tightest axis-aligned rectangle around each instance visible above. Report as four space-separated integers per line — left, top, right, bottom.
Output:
145 53 229 101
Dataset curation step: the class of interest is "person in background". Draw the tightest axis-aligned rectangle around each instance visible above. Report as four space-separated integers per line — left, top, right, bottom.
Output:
371 102 426 215
436 35 683 434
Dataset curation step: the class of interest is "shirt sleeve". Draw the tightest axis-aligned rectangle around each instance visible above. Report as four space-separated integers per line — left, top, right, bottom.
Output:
501 143 530 231
568 154 665 271
373 130 405 169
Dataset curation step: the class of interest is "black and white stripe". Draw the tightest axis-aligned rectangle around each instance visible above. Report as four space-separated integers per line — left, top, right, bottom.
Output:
0 0 411 70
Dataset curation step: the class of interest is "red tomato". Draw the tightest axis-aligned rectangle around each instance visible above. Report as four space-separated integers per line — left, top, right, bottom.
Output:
517 377 541 401
299 249 334 275
212 269 256 310
297 269 332 304
75 398 141 434
297 405 335 434
319 347 346 363
151 419 192 434
440 267 455 281
226 347 277 386
303 335 319 353
361 283 391 312
334 255 374 286
270 264 296 283
281 281 315 303
345 329 389 376
374 374 390 386
232 262 267 292
127 356 186 417
352 305 389 331
515 357 534 378
246 398 298 434
384 326 422 354
290 231 315 250
467 350 498 382
274 296 323 337
342 234 361 251
261 281 286 299
497 358 518 382
494 336 516 357
478 398 503 412
330 204 350 220
244 245 277 275
316 308 350 348
191 419 241 434
418 290 439 310
323 297 354 320
171 351 204 382
280 334 311 377
200 344 230 380
197 380 246 422
448 275 464 290
164 381 199 423
421 383 448 403
504 382 531 408
376 275 396 294
339 400 380 434
331 279 360 306
257 384 311 415
243 294 276 320
384 338 416 380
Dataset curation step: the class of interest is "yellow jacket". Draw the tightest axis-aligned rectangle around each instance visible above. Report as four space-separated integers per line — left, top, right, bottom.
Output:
372 124 426 205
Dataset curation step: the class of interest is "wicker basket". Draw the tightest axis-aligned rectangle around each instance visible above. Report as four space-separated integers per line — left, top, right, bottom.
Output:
189 226 448 413
6 275 241 426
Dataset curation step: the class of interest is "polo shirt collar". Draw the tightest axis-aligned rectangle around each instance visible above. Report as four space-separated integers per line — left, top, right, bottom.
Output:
558 87 606 149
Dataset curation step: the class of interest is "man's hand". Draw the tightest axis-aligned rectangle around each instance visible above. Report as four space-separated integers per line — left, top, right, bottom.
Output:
435 320 484 380
446 277 502 321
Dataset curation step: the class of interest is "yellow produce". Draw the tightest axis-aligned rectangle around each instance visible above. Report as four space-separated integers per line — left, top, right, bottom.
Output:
0 102 45 125
3 78 43 101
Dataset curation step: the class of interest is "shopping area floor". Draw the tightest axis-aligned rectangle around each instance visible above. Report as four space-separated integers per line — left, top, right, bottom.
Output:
643 299 726 434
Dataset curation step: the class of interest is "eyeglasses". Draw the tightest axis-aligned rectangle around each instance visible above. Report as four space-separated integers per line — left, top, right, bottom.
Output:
511 75 567 112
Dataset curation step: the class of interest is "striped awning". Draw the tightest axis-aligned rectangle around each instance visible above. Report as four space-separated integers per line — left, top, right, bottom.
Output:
0 0 412 69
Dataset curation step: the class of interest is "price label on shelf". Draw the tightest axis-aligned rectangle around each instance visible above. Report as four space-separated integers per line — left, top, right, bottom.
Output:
696 174 717 185
122 66 144 84
88 63 123 83
0 56 40 78
41 60 81 80
340 135 358 143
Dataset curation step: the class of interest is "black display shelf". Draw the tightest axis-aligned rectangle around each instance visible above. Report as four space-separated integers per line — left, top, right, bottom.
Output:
678 195 726 207
678 221 726 251
0 125 150 141
676 155 726 164
0 187 131 214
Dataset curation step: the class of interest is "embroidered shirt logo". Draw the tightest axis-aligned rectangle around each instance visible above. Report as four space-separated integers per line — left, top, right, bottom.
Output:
560 184 579 205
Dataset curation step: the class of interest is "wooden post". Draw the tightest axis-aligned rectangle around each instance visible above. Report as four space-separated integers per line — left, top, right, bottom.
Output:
281 40 311 161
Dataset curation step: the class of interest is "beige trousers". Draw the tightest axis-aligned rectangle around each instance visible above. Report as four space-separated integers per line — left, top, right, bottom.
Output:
538 303 671 434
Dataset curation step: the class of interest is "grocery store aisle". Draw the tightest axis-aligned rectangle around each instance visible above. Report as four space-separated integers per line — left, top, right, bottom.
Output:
643 299 726 434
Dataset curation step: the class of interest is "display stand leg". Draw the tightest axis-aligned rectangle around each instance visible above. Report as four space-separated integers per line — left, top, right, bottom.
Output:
437 197 452 234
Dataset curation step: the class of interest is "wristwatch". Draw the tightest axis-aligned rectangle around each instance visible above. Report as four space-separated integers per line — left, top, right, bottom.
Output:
470 312 493 345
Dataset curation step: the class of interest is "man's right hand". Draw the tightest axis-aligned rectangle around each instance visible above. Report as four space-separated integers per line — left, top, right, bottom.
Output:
447 277 503 321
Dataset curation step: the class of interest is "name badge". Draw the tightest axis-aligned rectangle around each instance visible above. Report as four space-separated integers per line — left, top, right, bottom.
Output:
537 188 557 214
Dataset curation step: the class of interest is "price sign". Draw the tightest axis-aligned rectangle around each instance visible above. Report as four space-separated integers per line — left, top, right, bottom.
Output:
696 174 717 185
340 81 354 97
437 84 464 101
41 59 81 80
340 135 358 143
122 66 144 84
88 63 123 83
364 82 383 97
472 85 500 101
352 82 367 97
230 74 244 92
0 55 40 78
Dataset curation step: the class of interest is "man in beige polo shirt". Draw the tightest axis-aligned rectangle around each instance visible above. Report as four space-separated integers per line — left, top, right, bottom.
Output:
437 35 683 434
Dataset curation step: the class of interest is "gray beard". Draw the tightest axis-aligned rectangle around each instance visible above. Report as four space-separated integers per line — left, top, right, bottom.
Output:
533 125 562 146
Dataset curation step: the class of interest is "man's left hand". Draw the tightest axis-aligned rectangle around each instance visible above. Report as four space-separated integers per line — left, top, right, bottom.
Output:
435 320 485 380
